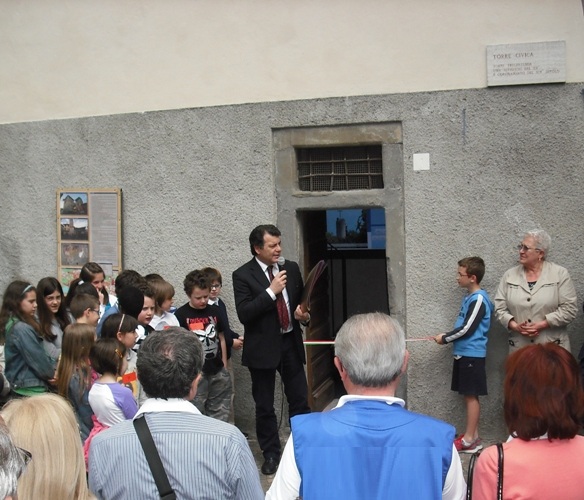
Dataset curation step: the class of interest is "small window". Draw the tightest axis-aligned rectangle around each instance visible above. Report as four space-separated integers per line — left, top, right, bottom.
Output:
296 145 383 192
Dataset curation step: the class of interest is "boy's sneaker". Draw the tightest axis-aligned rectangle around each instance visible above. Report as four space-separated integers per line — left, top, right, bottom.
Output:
454 435 483 453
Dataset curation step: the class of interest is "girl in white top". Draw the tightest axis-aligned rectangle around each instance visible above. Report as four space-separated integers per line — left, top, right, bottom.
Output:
88 338 137 426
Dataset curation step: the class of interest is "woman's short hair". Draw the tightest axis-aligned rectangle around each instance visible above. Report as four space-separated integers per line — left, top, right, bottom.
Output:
504 343 584 440
524 229 551 254
1 394 93 499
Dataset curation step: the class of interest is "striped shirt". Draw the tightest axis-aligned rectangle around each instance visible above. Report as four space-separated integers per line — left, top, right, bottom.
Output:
88 398 263 500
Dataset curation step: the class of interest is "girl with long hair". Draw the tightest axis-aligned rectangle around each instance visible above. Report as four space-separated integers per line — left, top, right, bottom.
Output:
66 262 117 315
36 277 72 359
0 281 56 396
100 313 142 401
84 338 137 466
56 323 96 441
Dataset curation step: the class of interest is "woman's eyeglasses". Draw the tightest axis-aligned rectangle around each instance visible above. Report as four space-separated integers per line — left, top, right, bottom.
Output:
516 244 539 252
17 446 32 478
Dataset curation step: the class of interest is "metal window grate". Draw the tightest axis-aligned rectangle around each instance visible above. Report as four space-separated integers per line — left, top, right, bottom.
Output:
297 146 383 191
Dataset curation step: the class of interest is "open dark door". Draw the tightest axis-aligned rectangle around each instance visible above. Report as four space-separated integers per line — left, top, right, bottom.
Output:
300 211 337 411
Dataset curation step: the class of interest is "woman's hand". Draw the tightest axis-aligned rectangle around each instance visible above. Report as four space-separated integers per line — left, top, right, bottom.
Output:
511 319 548 337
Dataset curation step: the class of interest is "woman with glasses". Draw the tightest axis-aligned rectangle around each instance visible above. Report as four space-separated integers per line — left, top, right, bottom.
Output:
494 229 577 353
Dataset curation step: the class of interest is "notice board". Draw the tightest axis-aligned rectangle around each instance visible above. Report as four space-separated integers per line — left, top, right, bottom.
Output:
57 188 122 291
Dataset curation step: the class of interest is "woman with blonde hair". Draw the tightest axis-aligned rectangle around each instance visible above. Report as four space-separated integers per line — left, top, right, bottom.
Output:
1 393 94 500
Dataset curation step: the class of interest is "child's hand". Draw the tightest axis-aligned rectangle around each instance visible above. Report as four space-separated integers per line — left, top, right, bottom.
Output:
232 338 244 350
434 334 446 345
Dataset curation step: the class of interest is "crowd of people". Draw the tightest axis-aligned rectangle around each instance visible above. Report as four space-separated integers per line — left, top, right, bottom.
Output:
0 226 581 499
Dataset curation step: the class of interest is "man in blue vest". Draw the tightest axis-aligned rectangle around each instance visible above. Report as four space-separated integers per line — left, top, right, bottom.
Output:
266 312 466 500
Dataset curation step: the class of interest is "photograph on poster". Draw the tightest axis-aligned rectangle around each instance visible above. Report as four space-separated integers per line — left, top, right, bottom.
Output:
60 218 88 241
60 192 88 215
61 243 89 266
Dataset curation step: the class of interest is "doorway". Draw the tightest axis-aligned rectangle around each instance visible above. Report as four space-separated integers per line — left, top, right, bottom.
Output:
300 208 390 411
273 122 406 411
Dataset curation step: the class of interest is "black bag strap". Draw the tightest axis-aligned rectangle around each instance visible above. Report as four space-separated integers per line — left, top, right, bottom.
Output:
495 443 504 500
466 443 504 500
133 416 177 500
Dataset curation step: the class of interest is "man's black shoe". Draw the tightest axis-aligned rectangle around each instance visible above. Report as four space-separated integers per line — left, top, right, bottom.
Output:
261 456 279 475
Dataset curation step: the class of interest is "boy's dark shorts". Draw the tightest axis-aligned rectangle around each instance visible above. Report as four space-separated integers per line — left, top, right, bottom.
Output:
451 356 487 396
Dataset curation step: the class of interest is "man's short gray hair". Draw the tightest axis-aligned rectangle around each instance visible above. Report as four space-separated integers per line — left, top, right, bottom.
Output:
334 312 406 387
524 229 551 254
0 421 25 499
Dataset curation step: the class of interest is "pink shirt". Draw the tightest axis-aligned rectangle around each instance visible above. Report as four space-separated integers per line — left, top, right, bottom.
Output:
473 435 584 500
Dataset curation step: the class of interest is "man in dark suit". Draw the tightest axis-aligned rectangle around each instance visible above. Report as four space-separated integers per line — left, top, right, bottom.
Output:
233 224 311 475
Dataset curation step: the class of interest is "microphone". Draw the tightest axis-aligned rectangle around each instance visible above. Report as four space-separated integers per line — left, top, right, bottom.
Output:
277 256 286 267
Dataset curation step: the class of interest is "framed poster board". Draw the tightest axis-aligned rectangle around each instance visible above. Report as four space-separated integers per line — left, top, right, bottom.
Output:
57 189 122 293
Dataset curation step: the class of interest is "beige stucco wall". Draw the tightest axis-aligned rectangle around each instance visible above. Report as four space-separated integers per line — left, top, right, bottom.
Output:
1 0 583 123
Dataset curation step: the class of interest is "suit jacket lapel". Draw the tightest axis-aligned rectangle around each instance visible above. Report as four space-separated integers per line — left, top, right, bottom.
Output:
249 258 270 287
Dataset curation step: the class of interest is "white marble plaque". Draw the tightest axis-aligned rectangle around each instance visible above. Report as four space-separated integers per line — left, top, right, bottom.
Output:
487 41 566 86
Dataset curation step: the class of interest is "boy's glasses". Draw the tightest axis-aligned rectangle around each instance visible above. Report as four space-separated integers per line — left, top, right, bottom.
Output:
457 272 468 278
210 284 222 290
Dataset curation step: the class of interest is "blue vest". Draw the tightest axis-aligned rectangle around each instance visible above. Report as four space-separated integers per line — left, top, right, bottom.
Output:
291 400 455 500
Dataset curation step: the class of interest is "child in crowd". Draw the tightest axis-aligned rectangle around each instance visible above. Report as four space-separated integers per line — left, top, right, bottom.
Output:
66 262 117 315
96 269 146 336
100 313 145 404
175 270 231 421
85 262 118 314
0 281 56 396
202 267 243 424
70 293 100 327
56 323 96 441
36 277 71 360
85 338 138 465
134 285 155 350
88 338 137 424
147 277 179 330
435 256 492 453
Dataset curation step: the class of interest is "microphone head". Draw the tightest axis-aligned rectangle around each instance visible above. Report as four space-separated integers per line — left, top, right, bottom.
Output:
277 256 286 267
